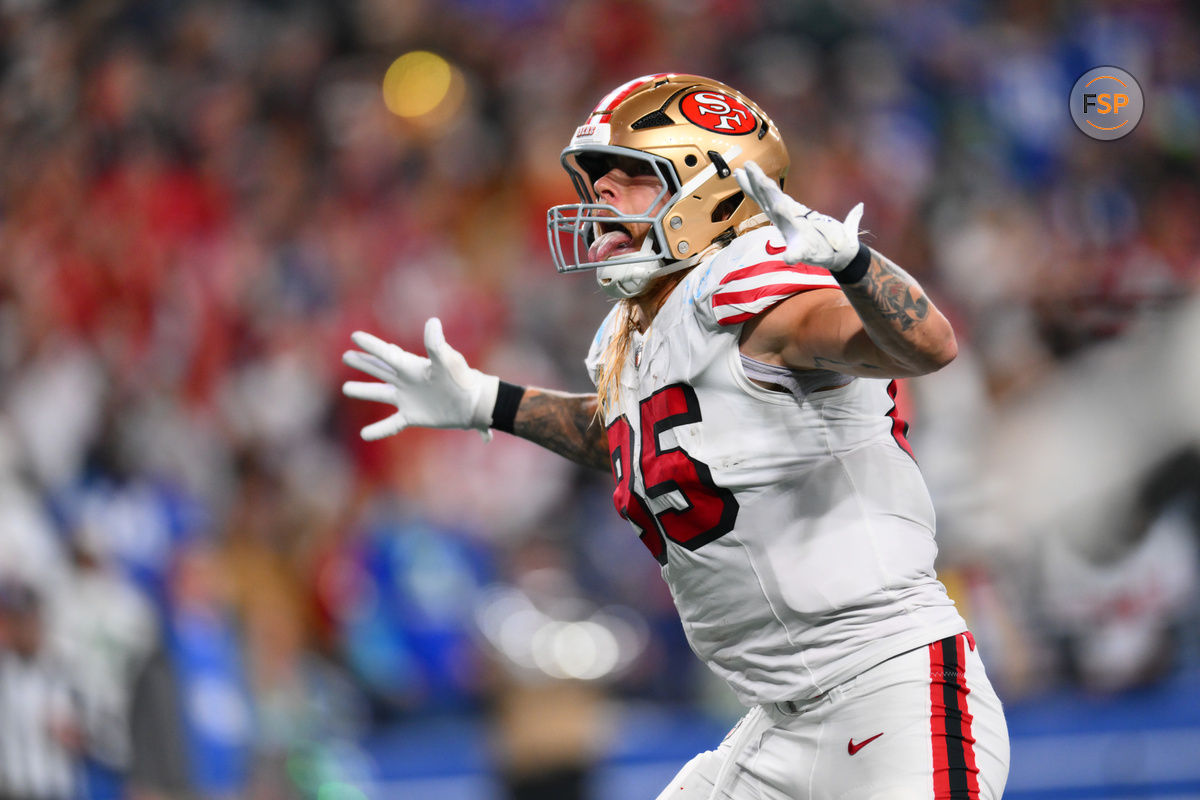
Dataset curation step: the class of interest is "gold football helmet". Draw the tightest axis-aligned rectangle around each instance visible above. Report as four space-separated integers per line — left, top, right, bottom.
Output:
547 73 789 298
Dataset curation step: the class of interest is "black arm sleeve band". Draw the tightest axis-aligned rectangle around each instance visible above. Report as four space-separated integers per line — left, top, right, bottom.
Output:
833 243 871 285
491 381 526 434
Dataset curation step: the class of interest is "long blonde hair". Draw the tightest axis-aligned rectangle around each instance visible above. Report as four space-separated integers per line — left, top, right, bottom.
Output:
595 299 639 419
594 271 690 419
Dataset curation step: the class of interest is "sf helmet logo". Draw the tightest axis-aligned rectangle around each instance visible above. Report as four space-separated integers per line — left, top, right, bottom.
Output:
680 90 757 135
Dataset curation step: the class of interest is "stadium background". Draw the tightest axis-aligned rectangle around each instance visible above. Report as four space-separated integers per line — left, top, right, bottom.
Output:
0 0 1198 798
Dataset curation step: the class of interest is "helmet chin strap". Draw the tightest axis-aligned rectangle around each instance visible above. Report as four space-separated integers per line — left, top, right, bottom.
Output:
596 237 697 299
735 212 771 235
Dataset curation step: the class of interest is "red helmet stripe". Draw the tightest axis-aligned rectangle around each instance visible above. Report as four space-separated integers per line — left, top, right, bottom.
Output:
591 73 674 122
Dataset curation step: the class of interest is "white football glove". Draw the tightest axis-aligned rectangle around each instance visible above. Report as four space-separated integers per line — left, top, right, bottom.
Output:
342 317 499 441
734 160 865 272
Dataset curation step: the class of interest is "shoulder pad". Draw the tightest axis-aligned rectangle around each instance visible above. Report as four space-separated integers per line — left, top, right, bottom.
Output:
687 227 840 329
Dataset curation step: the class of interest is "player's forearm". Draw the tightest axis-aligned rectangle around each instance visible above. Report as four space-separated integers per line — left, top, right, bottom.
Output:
511 388 611 471
839 247 957 376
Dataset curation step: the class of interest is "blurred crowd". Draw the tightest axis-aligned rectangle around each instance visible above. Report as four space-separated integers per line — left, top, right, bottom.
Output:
0 0 1198 798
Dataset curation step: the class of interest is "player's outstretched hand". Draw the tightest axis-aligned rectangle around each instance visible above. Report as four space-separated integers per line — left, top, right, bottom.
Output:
735 160 864 273
342 318 499 441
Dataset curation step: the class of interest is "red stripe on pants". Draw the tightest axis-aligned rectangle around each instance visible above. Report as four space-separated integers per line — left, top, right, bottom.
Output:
929 634 979 799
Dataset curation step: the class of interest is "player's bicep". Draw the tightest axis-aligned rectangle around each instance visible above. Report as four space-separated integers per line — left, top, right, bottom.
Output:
744 290 916 377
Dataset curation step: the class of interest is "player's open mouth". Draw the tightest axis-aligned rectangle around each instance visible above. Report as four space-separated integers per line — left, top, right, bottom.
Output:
589 223 636 262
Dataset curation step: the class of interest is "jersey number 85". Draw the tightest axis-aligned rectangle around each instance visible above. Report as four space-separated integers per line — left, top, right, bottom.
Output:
606 383 740 564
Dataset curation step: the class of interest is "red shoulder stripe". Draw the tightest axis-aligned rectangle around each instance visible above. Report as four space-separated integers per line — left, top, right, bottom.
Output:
717 310 760 325
713 282 830 309
719 260 829 286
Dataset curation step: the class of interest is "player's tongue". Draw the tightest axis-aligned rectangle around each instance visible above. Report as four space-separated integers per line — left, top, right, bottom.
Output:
589 230 634 262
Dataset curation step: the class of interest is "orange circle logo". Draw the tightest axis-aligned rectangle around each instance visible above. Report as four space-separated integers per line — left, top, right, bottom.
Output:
1069 66 1144 141
679 91 757 135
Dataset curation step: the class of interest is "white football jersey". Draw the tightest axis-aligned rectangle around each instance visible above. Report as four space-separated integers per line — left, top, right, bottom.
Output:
585 226 966 706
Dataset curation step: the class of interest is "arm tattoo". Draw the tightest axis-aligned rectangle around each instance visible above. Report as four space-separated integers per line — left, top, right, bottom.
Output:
513 389 611 471
843 250 930 331
827 246 955 376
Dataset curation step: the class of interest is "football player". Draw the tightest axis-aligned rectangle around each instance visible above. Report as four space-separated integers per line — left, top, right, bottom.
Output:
343 74 1009 800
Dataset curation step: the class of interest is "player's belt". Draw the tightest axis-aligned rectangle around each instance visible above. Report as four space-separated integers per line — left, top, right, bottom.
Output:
773 691 827 715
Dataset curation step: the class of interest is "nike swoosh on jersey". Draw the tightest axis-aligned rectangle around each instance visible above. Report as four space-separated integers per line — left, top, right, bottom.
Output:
847 733 884 755
765 241 787 255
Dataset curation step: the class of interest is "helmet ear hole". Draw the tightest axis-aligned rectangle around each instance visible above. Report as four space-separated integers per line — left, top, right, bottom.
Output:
711 191 744 223
685 154 698 167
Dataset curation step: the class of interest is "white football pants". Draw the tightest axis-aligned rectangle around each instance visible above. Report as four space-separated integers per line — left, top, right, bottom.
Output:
656 633 1009 800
